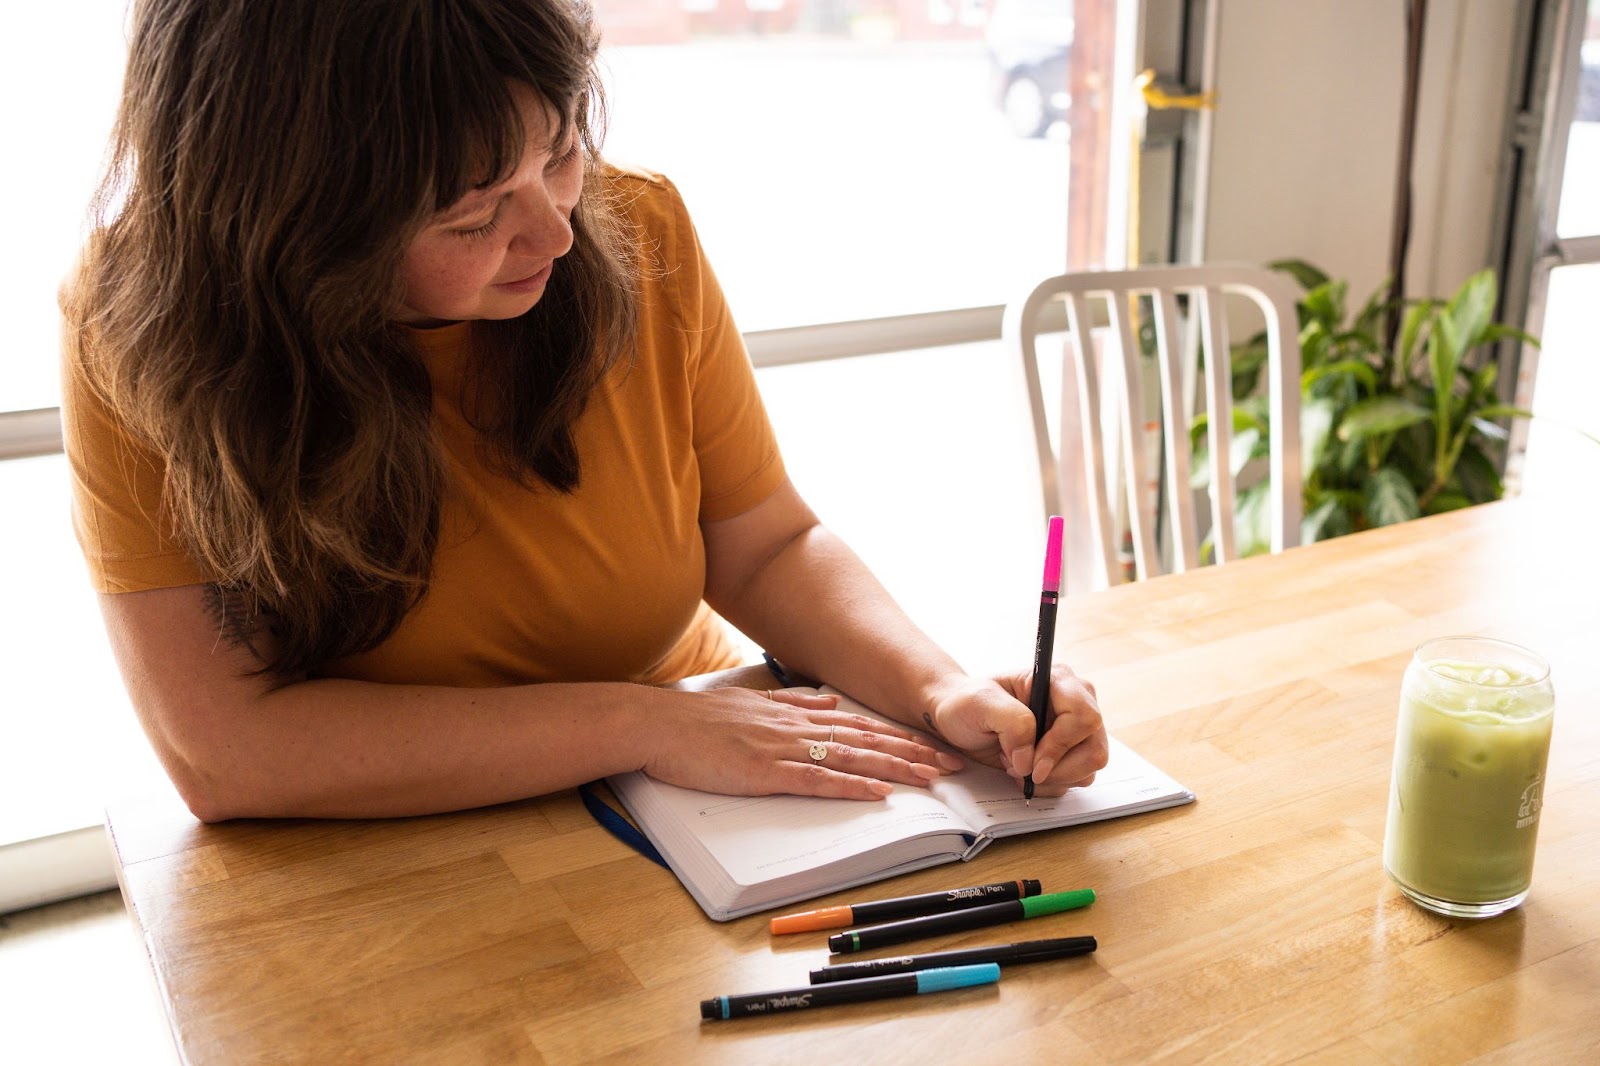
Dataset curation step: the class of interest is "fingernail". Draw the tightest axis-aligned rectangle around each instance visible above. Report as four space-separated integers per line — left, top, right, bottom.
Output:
912 763 941 781
868 780 893 797
936 752 964 771
1033 757 1055 781
1014 744 1035 776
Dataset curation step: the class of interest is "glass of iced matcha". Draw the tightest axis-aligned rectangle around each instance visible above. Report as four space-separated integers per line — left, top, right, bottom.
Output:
1383 637 1555 918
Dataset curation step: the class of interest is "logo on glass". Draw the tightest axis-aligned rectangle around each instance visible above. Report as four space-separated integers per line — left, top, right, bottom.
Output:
1516 774 1544 829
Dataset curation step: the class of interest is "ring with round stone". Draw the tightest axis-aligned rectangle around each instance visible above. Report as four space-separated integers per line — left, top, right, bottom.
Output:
808 725 838 763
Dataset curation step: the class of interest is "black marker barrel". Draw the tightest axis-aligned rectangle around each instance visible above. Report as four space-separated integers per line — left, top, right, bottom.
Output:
700 963 999 1020
849 878 1041 925
769 879 1042 934
828 889 1095 954
809 936 1097 983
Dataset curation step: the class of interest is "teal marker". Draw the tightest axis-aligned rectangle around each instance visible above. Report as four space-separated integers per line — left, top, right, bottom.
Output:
827 889 1095 954
700 963 999 1020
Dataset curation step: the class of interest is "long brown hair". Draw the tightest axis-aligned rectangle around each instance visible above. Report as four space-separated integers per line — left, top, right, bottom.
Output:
64 0 638 678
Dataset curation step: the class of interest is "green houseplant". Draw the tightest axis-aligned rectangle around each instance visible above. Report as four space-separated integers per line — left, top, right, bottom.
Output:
1197 259 1546 554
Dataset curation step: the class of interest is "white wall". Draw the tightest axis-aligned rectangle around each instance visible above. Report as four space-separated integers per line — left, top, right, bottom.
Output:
1204 0 1522 304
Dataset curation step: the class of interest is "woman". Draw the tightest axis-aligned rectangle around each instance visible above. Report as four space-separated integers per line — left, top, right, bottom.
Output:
60 0 1107 821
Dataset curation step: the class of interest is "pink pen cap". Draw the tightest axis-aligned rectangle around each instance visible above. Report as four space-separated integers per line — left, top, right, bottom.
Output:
1042 515 1064 594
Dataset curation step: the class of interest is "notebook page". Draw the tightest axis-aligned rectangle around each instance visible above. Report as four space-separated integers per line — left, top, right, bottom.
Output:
628 779 971 887
930 736 1194 837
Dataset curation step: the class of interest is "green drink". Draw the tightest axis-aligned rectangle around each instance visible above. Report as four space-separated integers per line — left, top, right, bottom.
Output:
1382 637 1554 919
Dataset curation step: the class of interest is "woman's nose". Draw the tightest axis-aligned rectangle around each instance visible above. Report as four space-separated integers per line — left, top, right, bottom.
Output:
506 187 574 259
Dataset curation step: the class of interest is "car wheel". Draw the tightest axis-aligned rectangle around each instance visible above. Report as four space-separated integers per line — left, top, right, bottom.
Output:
1003 75 1051 139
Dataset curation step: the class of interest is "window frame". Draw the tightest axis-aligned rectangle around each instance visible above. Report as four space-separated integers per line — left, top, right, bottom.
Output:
1491 0 1600 478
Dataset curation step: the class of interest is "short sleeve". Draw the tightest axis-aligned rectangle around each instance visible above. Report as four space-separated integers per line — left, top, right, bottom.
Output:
59 323 210 593
650 177 787 522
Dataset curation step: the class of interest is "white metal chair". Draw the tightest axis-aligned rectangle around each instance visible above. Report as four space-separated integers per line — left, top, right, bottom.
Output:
1003 264 1304 592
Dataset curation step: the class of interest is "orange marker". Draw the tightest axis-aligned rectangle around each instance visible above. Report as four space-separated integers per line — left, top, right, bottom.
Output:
769 879 1043 934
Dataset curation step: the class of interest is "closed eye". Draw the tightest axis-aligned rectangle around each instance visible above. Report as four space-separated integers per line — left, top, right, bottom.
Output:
454 215 501 241
547 140 581 170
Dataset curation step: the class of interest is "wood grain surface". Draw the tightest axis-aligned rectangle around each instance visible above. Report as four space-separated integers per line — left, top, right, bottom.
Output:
107 498 1600 1064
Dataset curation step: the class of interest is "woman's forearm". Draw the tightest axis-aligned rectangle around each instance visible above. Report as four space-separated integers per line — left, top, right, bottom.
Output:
103 581 960 822
708 520 969 733
162 675 665 821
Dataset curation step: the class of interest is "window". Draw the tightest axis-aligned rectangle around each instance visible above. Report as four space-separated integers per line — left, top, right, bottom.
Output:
594 1 1072 329
1 2 154 908
1 2 126 416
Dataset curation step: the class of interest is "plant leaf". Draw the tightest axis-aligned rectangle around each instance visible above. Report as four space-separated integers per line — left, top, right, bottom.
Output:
1302 359 1379 395
1455 440 1504 503
1335 435 1367 475
1234 480 1273 557
1430 314 1463 411
1231 338 1269 393
1365 468 1421 527
1303 281 1347 332
1396 300 1435 377
1299 326 1332 370
1301 397 1336 475
1230 427 1263 478
1336 396 1432 441
1301 496 1345 543
1469 361 1498 405
1481 407 1600 448
1333 328 1384 356
1237 393 1272 425
1474 404 1536 422
1269 258 1330 292
1480 323 1541 349
1351 282 1392 339
1447 270 1496 350
1190 405 1269 445
1424 492 1475 515
1468 416 1510 442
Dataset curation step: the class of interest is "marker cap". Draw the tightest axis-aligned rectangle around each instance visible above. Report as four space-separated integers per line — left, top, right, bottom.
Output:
1020 888 1095 918
769 905 853 935
913 963 1001 993
1042 515 1064 593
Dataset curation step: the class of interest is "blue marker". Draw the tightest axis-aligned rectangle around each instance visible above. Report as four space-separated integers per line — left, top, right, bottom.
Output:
699 963 999 1020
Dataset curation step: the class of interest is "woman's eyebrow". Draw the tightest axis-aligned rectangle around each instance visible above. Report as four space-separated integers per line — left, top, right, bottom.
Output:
435 188 502 224
432 129 571 224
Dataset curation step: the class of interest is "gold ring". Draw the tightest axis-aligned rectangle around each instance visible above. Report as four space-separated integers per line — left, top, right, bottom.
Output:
765 690 773 700
808 741 827 763
828 725 837 743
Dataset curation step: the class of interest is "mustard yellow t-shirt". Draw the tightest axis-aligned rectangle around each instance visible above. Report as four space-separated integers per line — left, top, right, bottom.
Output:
61 167 784 687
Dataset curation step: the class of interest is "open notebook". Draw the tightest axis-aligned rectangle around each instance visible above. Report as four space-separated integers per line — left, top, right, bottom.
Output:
606 689 1195 921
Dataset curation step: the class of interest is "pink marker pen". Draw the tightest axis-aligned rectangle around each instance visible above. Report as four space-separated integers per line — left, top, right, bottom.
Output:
1024 515 1064 803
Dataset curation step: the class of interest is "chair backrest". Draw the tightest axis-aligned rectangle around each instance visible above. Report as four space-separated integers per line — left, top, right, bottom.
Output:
1003 263 1304 592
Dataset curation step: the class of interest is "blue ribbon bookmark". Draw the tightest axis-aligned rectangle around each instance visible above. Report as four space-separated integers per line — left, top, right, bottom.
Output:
578 782 668 869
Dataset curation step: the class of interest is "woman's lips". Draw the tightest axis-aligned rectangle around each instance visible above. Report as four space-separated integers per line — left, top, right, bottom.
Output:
494 262 552 293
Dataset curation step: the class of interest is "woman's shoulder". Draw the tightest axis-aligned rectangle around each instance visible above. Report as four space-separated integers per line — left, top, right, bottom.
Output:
598 160 693 235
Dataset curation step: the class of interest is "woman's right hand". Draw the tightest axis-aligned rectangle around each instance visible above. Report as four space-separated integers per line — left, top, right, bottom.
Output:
639 688 963 800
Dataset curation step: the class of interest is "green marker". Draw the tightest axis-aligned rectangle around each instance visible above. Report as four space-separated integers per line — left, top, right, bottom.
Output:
827 889 1095 953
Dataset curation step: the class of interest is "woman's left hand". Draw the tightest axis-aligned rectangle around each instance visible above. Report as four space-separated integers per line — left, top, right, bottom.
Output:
923 666 1107 797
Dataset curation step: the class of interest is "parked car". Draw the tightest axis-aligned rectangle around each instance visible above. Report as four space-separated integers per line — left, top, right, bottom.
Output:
986 0 1073 138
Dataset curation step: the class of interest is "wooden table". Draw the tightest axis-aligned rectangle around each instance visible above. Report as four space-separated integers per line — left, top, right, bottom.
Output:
107 498 1600 1064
